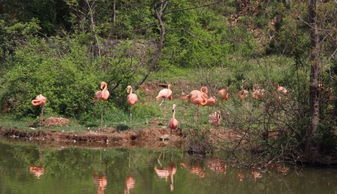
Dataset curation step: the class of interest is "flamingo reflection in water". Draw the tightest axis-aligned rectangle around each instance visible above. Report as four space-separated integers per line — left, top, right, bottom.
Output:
180 162 205 178
93 174 107 194
124 176 136 194
29 166 45 179
154 163 177 191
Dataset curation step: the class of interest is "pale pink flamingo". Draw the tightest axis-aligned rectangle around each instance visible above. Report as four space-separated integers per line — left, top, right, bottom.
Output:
29 166 45 179
127 86 138 105
31 94 47 122
94 82 110 126
127 85 138 120
124 176 135 194
218 88 230 100
156 84 172 106
169 104 179 134
95 82 110 101
208 111 221 126
93 174 107 194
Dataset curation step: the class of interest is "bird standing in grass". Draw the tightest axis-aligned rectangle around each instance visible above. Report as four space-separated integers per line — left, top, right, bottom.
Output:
127 85 138 105
169 104 179 134
156 84 173 106
94 82 110 127
95 82 110 101
31 94 47 123
127 85 138 120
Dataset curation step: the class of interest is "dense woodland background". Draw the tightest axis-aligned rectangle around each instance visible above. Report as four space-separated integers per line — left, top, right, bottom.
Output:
0 0 336 163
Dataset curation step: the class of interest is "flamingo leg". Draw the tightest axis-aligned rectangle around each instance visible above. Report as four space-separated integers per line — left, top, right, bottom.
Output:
159 98 165 106
40 106 45 124
129 109 133 121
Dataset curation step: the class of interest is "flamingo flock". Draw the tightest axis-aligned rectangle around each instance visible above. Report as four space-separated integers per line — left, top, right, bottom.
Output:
31 81 287 130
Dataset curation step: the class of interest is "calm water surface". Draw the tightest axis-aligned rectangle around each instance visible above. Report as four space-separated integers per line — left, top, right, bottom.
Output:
0 140 336 194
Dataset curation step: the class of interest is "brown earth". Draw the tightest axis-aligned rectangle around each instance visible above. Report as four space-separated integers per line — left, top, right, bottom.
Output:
0 124 243 149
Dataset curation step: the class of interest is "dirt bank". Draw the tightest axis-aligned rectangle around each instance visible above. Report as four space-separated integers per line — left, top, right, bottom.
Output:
0 126 185 149
0 124 243 149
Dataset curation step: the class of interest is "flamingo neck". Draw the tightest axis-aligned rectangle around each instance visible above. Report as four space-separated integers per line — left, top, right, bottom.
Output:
172 109 176 119
102 83 107 91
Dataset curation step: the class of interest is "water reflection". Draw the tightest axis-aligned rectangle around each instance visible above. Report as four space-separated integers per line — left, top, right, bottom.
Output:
1 141 337 194
124 176 135 194
93 174 107 194
29 166 44 179
154 164 177 191
180 162 205 178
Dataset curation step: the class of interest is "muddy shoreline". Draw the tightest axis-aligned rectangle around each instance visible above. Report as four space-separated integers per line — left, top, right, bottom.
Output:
0 127 185 149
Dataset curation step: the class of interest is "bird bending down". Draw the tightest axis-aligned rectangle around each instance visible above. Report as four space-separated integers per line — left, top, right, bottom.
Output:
31 94 47 123
169 104 179 134
156 84 173 106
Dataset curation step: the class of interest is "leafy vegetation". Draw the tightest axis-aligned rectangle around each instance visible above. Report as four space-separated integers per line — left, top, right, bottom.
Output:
0 0 336 164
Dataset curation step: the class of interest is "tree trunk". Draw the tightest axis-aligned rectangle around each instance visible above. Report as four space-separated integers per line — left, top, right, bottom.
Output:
113 0 116 23
85 0 101 56
305 0 320 159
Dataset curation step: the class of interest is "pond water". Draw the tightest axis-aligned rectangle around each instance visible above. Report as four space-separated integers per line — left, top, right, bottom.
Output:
0 140 336 194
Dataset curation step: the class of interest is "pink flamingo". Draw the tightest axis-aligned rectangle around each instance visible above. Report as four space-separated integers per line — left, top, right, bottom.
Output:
156 84 172 106
169 104 179 134
31 94 47 122
127 86 138 105
185 86 209 106
218 88 230 100
208 111 221 126
204 96 216 106
127 85 138 120
29 166 45 179
95 82 110 101
94 82 110 126
124 176 135 194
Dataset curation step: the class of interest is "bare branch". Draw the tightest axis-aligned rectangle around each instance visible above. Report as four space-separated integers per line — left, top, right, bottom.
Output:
164 0 225 15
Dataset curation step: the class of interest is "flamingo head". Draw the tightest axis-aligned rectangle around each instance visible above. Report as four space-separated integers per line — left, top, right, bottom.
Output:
167 84 172 89
100 82 108 90
172 104 176 112
200 86 208 94
127 85 132 93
